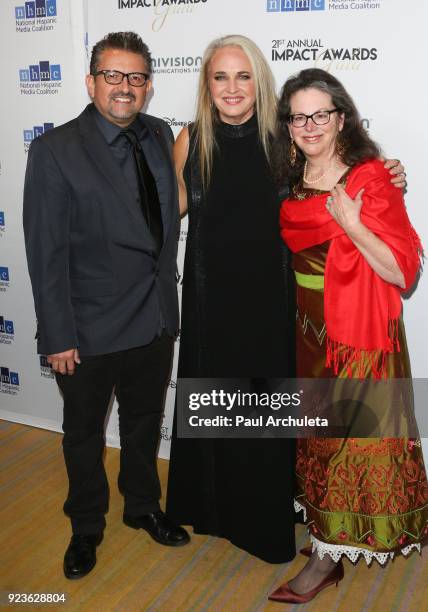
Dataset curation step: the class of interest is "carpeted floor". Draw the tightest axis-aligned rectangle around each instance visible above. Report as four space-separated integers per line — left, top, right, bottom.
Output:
1 420 427 611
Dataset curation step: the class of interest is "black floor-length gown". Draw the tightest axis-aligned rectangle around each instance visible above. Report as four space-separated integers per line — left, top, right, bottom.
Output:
166 115 297 563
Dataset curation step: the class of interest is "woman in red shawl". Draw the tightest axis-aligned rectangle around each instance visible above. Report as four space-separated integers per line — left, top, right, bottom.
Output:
269 69 428 604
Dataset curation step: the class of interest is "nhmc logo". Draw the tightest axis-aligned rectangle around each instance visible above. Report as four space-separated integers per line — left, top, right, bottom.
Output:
19 61 61 82
24 123 54 142
0 316 14 345
0 317 14 335
267 0 325 11
0 367 19 386
40 355 55 379
15 1 57 20
0 266 10 291
1 366 20 396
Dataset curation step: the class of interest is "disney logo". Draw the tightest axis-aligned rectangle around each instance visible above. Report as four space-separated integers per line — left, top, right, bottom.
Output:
163 117 191 127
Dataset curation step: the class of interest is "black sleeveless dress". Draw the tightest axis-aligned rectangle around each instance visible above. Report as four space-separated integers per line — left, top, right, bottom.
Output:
166 115 296 563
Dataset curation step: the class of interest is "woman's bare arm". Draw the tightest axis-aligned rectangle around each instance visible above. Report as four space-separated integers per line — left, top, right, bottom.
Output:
174 127 190 216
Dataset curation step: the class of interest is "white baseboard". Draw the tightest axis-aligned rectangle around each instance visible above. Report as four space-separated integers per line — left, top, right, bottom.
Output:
0 411 170 458
0 410 64 434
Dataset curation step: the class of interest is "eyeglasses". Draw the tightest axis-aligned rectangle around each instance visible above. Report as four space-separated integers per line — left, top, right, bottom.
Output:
288 109 340 128
93 70 149 87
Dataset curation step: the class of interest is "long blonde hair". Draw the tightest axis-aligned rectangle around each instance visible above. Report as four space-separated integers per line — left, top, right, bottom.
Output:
194 35 277 189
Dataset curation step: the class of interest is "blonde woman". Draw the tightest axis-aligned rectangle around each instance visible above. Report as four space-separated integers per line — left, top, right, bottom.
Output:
166 35 297 563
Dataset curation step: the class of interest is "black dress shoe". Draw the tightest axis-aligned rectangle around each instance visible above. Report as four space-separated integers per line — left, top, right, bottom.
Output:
123 510 190 546
63 533 103 580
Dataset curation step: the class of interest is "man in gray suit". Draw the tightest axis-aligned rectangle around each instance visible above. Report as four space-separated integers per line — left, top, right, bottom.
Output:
23 31 189 580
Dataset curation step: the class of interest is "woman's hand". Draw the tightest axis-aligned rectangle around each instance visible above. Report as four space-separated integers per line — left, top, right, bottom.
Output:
326 184 364 235
326 184 405 288
383 158 406 189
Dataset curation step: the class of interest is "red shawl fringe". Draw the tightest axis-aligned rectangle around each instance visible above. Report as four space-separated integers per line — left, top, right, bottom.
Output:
326 318 401 379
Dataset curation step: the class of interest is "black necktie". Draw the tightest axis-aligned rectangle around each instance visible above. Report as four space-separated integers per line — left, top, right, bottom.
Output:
122 129 163 254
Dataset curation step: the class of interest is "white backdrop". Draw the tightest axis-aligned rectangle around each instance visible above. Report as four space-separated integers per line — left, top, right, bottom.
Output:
1 0 427 461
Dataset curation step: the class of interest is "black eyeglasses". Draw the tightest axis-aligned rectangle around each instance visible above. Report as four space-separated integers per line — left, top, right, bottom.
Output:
288 109 340 128
93 70 150 87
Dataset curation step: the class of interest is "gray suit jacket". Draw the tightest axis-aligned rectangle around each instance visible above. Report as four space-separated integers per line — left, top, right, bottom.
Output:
23 103 179 356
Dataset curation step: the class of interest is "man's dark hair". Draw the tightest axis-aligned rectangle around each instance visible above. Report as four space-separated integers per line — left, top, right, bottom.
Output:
90 31 153 76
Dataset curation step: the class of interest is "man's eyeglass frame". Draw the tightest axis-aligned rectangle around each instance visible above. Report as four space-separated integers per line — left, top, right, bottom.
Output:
93 70 150 87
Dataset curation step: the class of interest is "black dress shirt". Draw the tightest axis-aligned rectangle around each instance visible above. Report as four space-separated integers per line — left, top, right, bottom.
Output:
92 106 166 333
93 106 144 216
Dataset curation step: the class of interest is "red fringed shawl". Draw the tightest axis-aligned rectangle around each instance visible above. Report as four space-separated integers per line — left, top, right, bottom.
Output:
280 160 422 378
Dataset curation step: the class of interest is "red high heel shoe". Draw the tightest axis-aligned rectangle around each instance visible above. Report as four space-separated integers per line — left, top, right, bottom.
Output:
268 560 344 604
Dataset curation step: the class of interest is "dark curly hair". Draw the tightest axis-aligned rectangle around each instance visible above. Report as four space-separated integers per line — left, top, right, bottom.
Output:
90 31 152 76
273 68 380 187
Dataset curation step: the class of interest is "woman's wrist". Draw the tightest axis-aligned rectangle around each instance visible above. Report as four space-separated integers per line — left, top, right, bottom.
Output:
343 219 365 240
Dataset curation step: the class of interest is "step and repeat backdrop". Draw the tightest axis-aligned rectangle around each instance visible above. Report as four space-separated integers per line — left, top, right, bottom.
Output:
1 0 427 459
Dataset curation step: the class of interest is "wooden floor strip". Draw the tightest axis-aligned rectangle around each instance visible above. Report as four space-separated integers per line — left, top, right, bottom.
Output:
1 420 427 611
